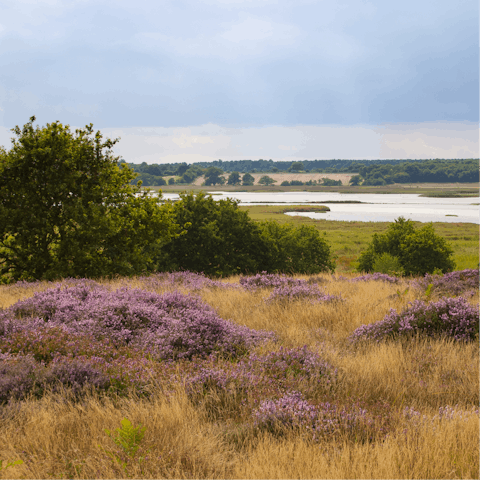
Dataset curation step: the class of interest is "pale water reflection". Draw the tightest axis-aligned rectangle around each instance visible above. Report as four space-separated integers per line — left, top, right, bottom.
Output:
161 192 479 224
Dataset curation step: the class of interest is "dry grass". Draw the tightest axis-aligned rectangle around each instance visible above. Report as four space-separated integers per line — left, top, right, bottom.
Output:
0 274 478 479
192 173 355 186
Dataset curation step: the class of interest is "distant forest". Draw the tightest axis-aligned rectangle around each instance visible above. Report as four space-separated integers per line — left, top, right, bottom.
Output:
119 158 480 187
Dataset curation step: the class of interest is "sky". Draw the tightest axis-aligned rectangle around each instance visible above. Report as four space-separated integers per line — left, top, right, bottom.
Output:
0 0 478 163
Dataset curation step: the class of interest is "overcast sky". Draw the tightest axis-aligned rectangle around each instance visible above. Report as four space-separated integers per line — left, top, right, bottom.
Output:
0 0 478 162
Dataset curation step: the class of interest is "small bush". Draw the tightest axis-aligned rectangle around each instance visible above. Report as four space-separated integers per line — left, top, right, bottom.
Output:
372 253 404 276
413 269 479 297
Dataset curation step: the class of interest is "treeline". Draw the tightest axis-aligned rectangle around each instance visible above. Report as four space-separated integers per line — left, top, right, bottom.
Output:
0 119 335 282
125 158 479 186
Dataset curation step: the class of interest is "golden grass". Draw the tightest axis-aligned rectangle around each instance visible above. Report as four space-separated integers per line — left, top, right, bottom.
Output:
0 274 478 479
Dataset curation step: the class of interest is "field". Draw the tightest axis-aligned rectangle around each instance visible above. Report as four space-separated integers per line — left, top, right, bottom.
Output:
154 182 479 195
190 173 355 186
0 270 478 479
239 206 480 272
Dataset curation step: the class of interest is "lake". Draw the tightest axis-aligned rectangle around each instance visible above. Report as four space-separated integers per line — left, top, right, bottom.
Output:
161 192 480 224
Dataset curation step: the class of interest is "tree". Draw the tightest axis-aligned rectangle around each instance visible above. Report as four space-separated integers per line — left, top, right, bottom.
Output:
204 166 224 186
159 192 271 276
0 117 178 282
288 162 304 172
349 175 362 186
227 172 241 185
258 175 277 186
242 173 255 186
259 221 336 274
357 217 455 276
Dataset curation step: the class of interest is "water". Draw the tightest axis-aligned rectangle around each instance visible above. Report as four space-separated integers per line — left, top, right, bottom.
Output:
161 192 480 224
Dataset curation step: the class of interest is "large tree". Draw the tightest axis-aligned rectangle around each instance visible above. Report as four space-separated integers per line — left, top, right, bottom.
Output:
0 117 178 282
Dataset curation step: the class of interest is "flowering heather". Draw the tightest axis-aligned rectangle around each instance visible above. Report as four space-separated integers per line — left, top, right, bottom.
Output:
349 296 479 343
246 346 337 387
350 273 400 284
265 284 340 304
413 269 479 297
239 272 308 291
137 271 237 292
252 392 386 442
1 284 274 360
0 354 40 403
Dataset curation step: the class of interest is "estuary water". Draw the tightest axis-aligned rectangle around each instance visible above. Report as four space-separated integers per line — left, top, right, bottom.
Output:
161 192 480 224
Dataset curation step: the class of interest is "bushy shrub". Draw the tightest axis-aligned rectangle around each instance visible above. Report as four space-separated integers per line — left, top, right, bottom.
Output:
350 273 400 284
259 221 336 274
240 273 308 290
0 354 41 403
349 296 479 343
357 217 454 276
372 253 404 276
158 192 271 276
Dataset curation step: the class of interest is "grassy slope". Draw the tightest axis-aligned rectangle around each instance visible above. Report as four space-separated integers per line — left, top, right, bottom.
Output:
239 205 480 272
0 274 478 479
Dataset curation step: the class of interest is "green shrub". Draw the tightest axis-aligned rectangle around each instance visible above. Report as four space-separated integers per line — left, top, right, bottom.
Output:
259 221 336 274
372 253 404 276
357 217 454 276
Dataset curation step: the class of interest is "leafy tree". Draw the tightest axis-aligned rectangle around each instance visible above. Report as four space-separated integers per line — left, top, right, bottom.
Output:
259 221 336 274
258 175 277 185
204 166 224 186
349 175 362 186
322 178 342 186
281 181 290 186
357 217 454 276
0 117 178 282
159 192 270 276
288 162 304 172
227 172 241 185
168 177 175 185
242 173 255 186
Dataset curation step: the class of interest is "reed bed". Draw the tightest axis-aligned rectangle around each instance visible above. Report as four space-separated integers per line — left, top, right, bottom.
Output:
0 270 478 479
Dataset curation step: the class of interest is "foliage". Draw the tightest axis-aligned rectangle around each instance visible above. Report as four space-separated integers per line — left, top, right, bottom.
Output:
357 217 455 276
204 166 225 186
288 162 305 172
322 178 342 186
0 117 178 282
103 418 149 475
227 171 241 185
0 459 23 472
372 252 404 275
349 296 479 343
259 221 336 274
159 192 272 276
242 173 255 185
349 174 362 186
258 175 277 185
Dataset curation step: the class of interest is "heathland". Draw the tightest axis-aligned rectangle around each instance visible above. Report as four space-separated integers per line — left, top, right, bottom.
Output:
0 270 478 479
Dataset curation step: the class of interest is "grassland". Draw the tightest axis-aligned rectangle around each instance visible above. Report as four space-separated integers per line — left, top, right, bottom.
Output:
153 182 479 195
0 272 478 479
239 205 479 272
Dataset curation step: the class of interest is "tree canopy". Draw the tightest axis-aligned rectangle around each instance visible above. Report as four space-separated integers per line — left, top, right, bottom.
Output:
0 117 178 282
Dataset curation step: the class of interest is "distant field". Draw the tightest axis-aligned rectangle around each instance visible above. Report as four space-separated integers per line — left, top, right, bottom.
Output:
190 173 355 186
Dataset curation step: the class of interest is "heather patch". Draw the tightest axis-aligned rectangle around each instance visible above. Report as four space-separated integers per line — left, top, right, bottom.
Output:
349 296 479 343
252 391 391 442
265 283 340 304
350 273 400 284
239 273 305 291
413 269 479 297
137 271 238 292
1 285 274 361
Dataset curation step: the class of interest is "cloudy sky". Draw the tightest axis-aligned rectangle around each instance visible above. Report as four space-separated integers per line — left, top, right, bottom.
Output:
0 0 478 163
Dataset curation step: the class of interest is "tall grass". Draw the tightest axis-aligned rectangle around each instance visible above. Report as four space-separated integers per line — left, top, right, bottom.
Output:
0 272 478 479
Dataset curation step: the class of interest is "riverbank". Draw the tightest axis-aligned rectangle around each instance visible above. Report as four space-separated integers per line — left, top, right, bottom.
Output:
149 182 479 196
